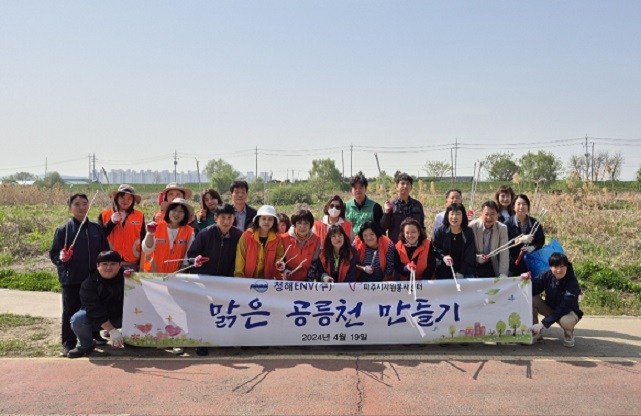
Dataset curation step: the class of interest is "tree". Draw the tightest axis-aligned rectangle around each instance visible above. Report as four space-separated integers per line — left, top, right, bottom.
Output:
496 320 506 337
449 325 456 338
204 159 241 195
308 159 342 183
35 172 66 188
567 154 587 179
483 152 519 181
519 151 563 183
637 166 641 183
508 312 521 337
423 160 452 179
605 152 624 181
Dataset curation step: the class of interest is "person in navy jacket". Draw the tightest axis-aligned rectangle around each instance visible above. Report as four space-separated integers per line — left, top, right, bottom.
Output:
528 252 583 347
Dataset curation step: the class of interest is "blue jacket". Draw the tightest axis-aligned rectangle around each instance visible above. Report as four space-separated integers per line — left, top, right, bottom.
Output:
532 264 584 328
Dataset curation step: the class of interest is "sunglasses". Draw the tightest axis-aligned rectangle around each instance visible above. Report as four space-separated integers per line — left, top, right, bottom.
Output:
329 204 341 209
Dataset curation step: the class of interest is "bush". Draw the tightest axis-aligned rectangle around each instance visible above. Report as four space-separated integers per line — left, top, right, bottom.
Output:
270 184 313 205
0 269 60 292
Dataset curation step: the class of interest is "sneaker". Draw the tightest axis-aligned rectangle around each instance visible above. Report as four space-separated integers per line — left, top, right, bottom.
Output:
59 346 71 357
171 347 184 355
196 347 209 356
563 333 575 348
94 337 108 346
67 345 95 359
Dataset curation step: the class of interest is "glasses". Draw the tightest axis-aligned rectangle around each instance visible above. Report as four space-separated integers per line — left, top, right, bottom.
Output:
329 204 341 209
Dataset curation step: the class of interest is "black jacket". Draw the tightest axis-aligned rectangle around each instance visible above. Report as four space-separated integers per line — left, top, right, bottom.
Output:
49 218 109 286
187 224 242 276
506 215 545 275
380 196 425 243
532 264 583 328
432 226 476 279
233 205 258 231
80 270 124 326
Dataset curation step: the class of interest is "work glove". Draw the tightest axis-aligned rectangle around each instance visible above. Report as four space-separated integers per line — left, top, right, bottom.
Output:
194 255 205 268
110 212 122 224
530 322 545 335
518 234 534 245
59 247 73 263
146 221 158 235
282 270 292 280
109 328 124 348
321 274 334 283
520 271 531 280
384 201 392 214
524 246 536 253
362 265 373 275
476 254 488 264
467 210 474 221
275 261 286 272
123 269 134 278
443 255 454 267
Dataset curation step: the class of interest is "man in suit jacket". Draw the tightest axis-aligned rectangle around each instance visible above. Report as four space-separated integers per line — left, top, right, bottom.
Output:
469 201 509 277
230 180 257 231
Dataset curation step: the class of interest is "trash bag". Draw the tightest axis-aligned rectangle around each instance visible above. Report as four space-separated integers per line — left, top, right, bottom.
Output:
524 239 565 277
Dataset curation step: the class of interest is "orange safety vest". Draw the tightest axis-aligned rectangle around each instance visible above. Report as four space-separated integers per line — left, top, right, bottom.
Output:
142 222 194 273
354 235 391 278
319 250 354 283
395 239 431 280
313 220 352 248
243 230 281 279
280 233 320 281
101 209 144 263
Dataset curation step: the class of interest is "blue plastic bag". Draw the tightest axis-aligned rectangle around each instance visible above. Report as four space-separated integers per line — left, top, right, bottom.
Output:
524 239 565 277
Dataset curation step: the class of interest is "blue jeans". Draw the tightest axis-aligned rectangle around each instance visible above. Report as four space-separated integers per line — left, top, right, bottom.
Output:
70 310 122 350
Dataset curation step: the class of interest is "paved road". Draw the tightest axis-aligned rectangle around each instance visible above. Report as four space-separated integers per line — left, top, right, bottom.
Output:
1 289 640 415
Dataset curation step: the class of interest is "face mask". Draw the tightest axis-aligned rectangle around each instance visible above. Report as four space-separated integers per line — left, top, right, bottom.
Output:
328 207 340 218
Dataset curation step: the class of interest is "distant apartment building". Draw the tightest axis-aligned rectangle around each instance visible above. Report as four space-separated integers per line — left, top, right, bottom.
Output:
107 169 209 184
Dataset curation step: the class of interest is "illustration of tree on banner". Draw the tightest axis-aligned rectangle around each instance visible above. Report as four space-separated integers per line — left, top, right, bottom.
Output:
508 312 521 337
520 324 528 335
496 320 506 337
449 325 456 338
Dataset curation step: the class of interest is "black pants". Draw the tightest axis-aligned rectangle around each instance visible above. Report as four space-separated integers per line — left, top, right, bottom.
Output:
61 284 82 349
476 262 496 278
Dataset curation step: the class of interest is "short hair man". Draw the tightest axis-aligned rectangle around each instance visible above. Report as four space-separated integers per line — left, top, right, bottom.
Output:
432 188 462 238
230 180 258 231
468 201 509 277
67 250 126 358
380 172 425 243
529 253 583 347
345 171 383 235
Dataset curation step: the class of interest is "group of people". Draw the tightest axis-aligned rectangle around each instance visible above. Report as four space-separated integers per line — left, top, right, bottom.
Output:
49 173 583 358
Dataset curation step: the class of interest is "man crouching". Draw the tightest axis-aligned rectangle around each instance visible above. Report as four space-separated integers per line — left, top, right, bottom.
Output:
529 252 583 347
67 250 125 358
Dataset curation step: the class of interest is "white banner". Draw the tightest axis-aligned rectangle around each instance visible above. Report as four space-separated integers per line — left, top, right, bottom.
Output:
122 274 533 347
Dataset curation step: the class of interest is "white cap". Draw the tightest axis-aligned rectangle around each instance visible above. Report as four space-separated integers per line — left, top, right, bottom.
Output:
253 205 278 223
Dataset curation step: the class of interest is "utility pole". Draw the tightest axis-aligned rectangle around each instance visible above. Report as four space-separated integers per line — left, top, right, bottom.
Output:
92 153 97 182
88 153 92 180
450 147 454 180
350 144 353 177
255 146 258 181
173 150 178 182
341 150 345 180
454 137 458 181
584 136 590 181
591 142 595 182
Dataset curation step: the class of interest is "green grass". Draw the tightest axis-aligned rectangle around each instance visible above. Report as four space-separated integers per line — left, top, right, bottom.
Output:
0 313 48 329
0 269 60 292
0 340 29 356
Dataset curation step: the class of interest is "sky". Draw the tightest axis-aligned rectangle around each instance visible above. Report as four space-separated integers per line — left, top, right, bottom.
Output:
1 1 640 181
